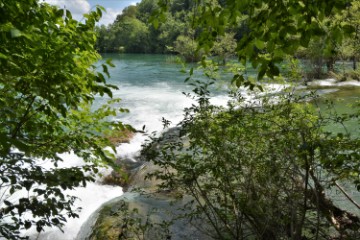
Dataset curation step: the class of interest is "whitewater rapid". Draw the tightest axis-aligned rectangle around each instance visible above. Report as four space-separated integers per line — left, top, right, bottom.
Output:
24 54 290 239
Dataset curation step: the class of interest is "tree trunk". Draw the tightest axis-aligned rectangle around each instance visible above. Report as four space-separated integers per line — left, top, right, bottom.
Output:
352 56 357 70
308 171 360 236
326 57 335 73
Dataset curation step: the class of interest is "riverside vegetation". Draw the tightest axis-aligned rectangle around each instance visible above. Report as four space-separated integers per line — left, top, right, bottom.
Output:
0 1 132 238
91 0 360 239
88 85 360 239
1 0 360 239
96 0 359 80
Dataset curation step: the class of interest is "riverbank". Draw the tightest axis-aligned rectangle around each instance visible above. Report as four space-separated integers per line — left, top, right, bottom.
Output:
81 81 360 239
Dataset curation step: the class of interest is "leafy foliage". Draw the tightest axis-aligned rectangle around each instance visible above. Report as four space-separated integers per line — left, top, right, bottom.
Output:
152 0 358 80
96 0 359 80
0 1 128 238
136 0 360 239
143 81 360 239
109 16 150 53
95 0 238 60
173 34 201 62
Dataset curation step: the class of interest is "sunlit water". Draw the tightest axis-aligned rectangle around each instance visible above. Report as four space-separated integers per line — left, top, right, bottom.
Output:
23 55 359 239
25 54 235 239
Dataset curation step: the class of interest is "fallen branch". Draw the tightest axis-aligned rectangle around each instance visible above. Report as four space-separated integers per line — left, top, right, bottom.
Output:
334 181 360 210
309 171 360 234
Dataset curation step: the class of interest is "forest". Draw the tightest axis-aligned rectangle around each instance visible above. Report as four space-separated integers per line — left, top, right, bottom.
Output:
1 0 360 239
95 0 359 80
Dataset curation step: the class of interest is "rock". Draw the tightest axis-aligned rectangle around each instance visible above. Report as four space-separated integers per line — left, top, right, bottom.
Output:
79 127 209 240
81 192 208 240
100 157 144 188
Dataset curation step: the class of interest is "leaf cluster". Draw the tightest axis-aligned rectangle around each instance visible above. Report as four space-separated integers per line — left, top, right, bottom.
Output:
143 86 360 239
0 1 127 238
153 0 359 82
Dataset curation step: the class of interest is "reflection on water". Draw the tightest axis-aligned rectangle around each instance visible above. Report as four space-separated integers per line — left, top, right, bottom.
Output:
314 87 360 136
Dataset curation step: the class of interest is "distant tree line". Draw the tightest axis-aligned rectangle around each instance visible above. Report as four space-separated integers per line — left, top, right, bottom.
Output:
95 0 239 63
96 0 359 81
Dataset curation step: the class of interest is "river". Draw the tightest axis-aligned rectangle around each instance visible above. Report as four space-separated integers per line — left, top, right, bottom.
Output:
27 54 232 239
27 54 360 239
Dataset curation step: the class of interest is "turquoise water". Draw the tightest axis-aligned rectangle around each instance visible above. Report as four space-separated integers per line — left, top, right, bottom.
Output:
309 87 360 216
314 87 360 136
98 54 194 131
98 54 235 131
99 55 360 234
24 54 359 239
95 54 360 142
103 54 190 87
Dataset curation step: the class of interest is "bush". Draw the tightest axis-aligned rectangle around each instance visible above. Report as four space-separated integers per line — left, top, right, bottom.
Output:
143 86 360 239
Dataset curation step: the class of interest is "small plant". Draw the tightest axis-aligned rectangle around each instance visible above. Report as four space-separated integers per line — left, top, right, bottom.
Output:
104 127 135 145
102 170 130 187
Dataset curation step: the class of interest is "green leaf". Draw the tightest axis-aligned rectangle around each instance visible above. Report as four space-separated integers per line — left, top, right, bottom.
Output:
332 27 343 44
153 18 159 29
342 24 355 35
97 72 106 83
300 32 310 47
10 28 22 38
106 58 115 67
234 74 245 88
268 63 280 77
24 221 32 229
55 9 65 18
65 9 72 19
254 39 265 50
23 181 33 191
102 64 110 78
258 64 267 80
325 4 333 16
0 52 8 59
103 87 113 98
1 177 9 183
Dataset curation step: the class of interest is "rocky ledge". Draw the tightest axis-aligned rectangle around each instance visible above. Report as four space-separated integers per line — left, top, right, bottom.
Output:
77 129 208 240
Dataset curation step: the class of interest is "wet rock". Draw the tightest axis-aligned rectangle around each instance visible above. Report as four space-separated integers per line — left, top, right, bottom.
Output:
78 128 208 240
81 192 208 240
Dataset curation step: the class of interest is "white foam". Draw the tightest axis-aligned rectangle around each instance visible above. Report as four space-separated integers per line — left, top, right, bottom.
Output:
307 78 337 86
307 78 360 87
337 80 360 87
19 56 292 239
20 152 122 240
26 183 122 240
